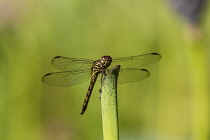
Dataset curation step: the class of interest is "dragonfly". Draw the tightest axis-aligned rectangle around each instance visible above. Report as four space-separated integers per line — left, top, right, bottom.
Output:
41 53 161 115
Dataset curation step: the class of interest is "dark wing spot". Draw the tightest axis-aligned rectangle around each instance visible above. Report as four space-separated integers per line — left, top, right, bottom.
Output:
44 73 52 76
54 56 62 58
141 69 149 72
151 53 161 59
151 53 159 55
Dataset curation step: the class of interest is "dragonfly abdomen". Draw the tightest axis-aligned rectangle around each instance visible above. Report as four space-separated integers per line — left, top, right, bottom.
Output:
80 73 99 115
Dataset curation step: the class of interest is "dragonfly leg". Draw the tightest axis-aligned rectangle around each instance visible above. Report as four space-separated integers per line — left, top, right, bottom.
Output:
100 69 108 84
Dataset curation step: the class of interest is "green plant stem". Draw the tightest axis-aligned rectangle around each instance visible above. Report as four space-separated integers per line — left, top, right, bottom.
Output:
188 41 209 140
100 65 120 140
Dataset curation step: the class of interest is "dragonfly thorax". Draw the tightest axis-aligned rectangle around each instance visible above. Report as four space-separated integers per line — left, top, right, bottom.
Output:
92 56 112 74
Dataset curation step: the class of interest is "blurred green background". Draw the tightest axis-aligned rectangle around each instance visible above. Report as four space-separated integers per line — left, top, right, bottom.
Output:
0 0 210 140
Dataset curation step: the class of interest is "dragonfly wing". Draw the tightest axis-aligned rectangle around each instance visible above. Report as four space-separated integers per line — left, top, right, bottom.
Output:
118 68 150 84
42 69 91 87
51 56 94 71
112 53 161 68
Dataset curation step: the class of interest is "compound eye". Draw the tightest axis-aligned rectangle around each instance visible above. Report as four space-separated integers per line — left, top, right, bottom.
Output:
102 56 107 61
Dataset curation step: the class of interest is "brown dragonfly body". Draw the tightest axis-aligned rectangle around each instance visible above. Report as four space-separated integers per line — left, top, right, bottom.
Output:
80 56 112 115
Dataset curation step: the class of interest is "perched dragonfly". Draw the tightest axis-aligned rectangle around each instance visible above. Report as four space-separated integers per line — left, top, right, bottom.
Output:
42 53 161 115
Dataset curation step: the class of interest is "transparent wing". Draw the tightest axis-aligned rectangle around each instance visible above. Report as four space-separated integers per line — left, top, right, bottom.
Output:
41 69 91 87
111 53 161 69
51 56 94 71
118 68 150 84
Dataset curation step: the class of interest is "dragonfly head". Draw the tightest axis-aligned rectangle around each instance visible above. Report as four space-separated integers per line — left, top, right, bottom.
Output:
101 56 112 67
